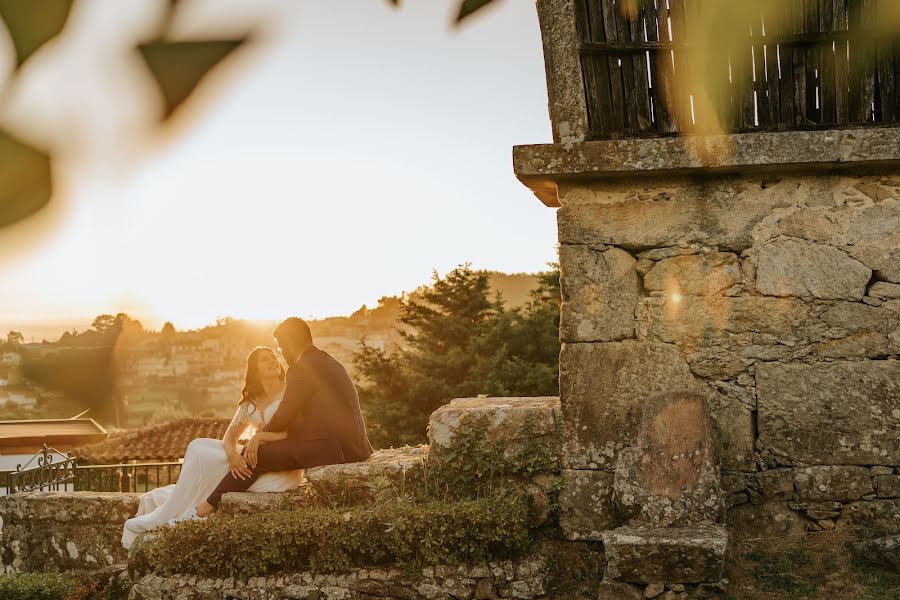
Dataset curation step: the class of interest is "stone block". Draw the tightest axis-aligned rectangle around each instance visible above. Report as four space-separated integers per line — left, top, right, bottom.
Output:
637 296 809 347
813 332 891 359
850 534 900 570
726 502 810 537
835 499 900 534
777 209 842 242
558 469 618 540
643 253 741 296
876 475 900 498
560 342 698 469
869 281 900 300
706 393 756 472
613 391 723 527
757 361 900 465
815 302 899 338
596 581 643 600
560 245 640 342
556 177 793 251
428 397 561 470
846 204 900 282
601 526 728 584
794 466 874 502
755 469 795 502
756 239 871 300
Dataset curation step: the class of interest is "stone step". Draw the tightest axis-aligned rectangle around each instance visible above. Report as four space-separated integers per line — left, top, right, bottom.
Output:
218 446 428 514
601 525 728 585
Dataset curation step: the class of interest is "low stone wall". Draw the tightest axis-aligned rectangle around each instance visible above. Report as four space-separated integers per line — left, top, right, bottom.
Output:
130 557 550 600
0 491 139 573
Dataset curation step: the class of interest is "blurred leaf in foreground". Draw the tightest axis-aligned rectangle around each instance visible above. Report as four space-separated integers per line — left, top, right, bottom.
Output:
457 0 497 24
0 0 73 68
0 130 52 228
138 39 246 120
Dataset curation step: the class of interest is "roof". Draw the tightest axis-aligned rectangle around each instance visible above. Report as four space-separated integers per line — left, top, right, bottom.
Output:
70 417 230 464
0 418 108 452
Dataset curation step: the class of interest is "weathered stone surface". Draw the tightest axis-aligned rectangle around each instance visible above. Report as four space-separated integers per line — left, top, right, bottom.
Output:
835 499 900 534
685 347 746 380
130 556 550 600
851 534 900 570
614 391 723 527
602 526 728 584
876 475 900 498
0 491 139 572
794 467 875 502
596 581 643 600
777 209 842 242
556 179 792 251
726 502 810 537
643 253 741 296
558 469 617 540
637 296 809 347
815 301 900 338
846 204 900 282
869 281 900 300
428 396 561 469
757 361 900 465
560 342 698 469
560 245 640 342
755 470 795 502
813 331 891 359
706 393 755 472
756 239 871 300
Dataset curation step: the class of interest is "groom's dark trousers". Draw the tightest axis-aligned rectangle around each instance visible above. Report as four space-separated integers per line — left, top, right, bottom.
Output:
207 346 374 507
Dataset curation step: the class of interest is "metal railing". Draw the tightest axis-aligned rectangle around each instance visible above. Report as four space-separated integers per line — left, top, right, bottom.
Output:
74 461 182 493
7 444 77 494
3 445 182 494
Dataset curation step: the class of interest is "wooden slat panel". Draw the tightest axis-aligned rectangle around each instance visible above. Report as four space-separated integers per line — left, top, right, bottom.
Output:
576 0 614 136
819 0 836 123
877 43 896 122
668 0 694 132
626 3 653 132
612 2 641 133
833 0 850 123
848 0 874 122
645 0 677 133
793 0 809 125
762 6 782 127
805 0 821 123
600 0 628 136
777 3 797 127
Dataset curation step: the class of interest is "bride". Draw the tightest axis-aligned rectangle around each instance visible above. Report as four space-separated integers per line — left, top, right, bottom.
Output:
122 346 305 549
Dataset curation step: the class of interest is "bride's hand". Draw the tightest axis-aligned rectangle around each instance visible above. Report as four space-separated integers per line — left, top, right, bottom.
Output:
244 435 262 468
227 450 251 480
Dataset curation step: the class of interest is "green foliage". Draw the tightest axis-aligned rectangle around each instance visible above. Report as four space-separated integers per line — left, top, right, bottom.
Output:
746 548 817 597
355 264 560 448
0 572 77 600
132 494 531 579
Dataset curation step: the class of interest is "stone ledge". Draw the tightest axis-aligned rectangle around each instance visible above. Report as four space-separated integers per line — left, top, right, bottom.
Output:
513 126 900 206
601 526 728 584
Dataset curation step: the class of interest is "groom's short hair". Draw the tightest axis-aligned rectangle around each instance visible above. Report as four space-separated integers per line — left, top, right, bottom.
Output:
274 317 313 346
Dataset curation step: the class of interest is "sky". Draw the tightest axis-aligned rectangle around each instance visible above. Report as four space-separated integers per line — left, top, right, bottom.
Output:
0 0 556 337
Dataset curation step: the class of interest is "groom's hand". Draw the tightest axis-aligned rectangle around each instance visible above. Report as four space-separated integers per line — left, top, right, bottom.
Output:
227 450 252 480
245 435 262 468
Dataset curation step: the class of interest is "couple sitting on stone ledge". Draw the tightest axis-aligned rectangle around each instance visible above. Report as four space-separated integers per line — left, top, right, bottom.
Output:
122 317 374 549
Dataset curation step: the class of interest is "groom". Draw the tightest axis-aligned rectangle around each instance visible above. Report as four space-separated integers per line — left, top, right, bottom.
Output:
198 317 374 515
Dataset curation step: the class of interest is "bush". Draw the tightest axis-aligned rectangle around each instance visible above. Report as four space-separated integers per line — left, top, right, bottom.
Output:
132 493 532 579
0 572 78 600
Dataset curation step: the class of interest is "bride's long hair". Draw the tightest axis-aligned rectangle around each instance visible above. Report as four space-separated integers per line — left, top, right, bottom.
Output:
240 346 285 410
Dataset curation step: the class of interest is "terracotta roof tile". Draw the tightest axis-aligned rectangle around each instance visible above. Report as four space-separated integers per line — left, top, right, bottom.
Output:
70 418 230 464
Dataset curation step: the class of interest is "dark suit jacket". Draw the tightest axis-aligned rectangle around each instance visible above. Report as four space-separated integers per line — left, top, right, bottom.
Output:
264 346 373 464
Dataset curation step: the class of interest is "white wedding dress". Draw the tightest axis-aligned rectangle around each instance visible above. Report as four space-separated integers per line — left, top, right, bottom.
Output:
122 398 304 549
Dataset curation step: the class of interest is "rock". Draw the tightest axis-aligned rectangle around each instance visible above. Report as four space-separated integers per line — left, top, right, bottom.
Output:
613 390 723 527
813 302 900 339
756 239 871 300
726 502 810 537
474 579 496 599
876 475 900 498
643 253 741 296
705 393 756 472
643 582 666 598
601 526 728 584
846 204 900 282
835 499 900 534
755 469 794 502
813 332 891 359
850 534 900 570
557 470 618 540
596 581 643 600
869 281 900 300
637 296 809 346
871 466 895 476
794 466 874 502
560 245 640 342
685 347 746 380
721 472 752 495
428 397 561 471
757 361 900 465
560 342 699 469
777 209 840 242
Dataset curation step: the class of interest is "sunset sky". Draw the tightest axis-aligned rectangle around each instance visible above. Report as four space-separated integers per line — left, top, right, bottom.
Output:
0 0 555 338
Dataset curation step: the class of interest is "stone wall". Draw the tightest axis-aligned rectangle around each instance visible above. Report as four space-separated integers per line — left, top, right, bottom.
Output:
554 171 900 538
129 557 550 600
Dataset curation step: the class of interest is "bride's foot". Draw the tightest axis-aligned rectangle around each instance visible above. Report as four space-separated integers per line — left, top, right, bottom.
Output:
195 501 216 518
173 506 205 523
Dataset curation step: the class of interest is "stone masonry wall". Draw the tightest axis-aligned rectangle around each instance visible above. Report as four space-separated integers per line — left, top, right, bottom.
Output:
557 172 900 538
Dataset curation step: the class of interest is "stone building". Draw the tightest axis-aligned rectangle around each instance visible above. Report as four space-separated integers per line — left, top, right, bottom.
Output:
514 0 900 585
